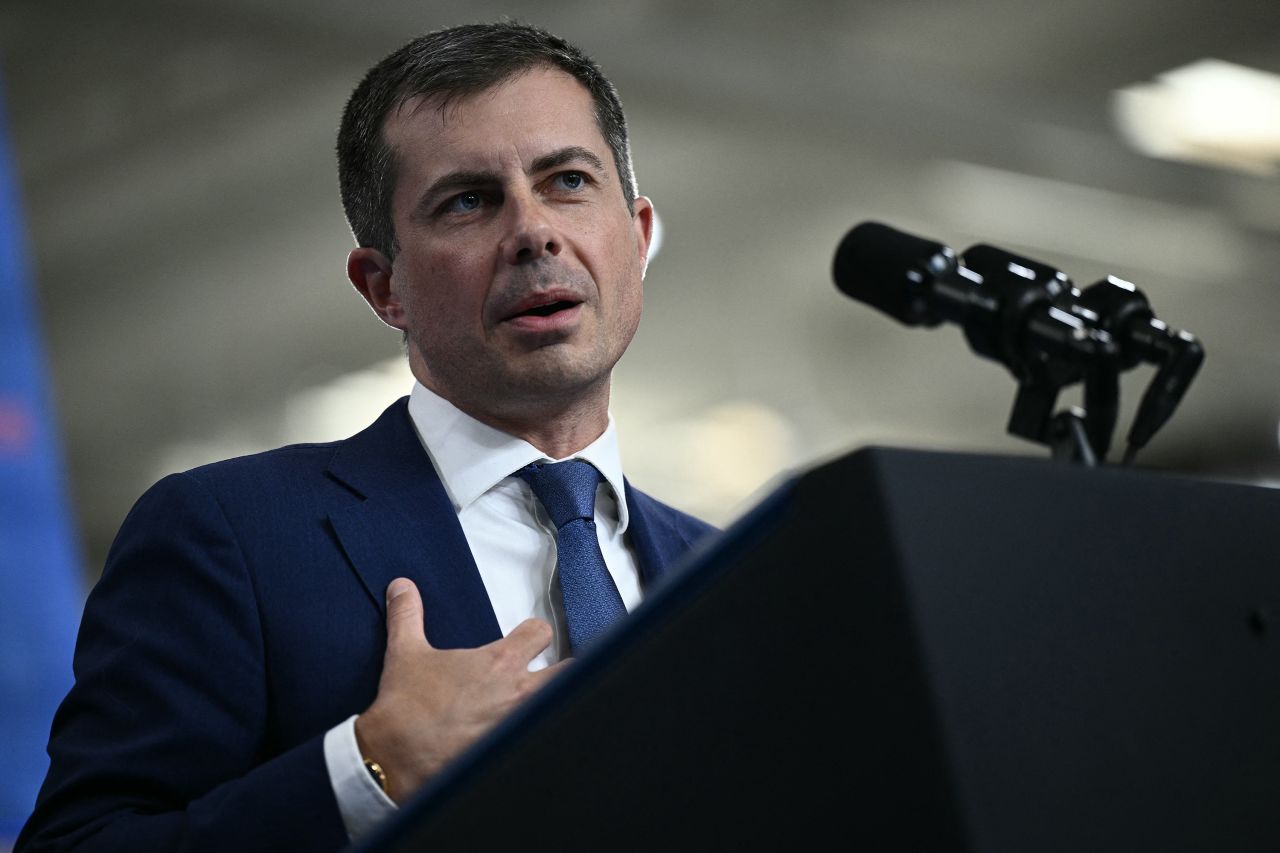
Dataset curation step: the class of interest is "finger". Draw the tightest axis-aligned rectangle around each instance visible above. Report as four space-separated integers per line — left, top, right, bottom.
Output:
540 658 574 679
522 658 573 693
384 577 429 650
503 617 555 659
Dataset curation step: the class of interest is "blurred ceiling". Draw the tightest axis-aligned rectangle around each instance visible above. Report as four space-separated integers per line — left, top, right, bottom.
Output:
3 0 1280 576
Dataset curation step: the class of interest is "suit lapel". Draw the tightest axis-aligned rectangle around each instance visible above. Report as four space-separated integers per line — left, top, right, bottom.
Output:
624 479 700 588
326 398 502 649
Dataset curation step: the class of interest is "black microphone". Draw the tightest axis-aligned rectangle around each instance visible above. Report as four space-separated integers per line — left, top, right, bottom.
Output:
832 220 1204 464
833 222 1116 379
832 221 963 327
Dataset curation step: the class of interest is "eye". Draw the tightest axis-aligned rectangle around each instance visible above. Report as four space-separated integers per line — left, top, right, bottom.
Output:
553 171 587 191
445 191 483 214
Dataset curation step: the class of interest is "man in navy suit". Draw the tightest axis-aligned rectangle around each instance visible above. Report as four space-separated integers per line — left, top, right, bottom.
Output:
18 22 715 852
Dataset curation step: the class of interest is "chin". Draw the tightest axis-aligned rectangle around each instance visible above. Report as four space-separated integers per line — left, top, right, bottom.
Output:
498 357 614 403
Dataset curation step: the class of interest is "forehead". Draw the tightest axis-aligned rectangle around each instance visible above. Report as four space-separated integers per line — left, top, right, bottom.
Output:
383 67 610 181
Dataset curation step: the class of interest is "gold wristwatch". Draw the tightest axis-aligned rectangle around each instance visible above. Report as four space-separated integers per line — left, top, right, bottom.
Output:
363 758 388 795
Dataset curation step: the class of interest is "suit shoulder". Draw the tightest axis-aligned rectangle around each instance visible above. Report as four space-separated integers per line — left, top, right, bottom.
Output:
111 441 344 537
183 439 343 478
150 440 340 499
126 399 414 524
173 397 411 492
628 486 719 540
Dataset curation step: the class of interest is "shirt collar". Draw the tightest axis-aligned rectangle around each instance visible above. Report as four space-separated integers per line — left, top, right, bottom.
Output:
406 382 630 532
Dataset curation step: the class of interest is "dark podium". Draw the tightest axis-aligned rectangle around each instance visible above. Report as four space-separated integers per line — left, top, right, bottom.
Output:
352 447 1280 852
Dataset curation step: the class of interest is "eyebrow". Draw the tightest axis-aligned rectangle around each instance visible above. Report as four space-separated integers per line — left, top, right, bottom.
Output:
412 146 610 218
530 146 608 177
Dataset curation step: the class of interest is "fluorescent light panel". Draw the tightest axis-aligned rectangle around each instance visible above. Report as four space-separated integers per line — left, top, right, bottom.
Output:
1113 59 1280 175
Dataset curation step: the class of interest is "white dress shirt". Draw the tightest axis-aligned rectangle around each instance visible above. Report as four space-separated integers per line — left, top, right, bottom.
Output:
323 382 642 840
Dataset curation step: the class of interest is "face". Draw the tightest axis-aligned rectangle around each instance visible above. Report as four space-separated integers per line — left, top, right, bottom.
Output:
356 67 653 427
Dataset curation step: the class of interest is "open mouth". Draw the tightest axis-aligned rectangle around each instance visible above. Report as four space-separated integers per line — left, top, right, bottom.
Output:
516 300 578 318
503 295 583 322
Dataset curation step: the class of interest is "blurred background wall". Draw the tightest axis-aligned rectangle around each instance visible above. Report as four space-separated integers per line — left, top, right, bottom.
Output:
4 0 1280 583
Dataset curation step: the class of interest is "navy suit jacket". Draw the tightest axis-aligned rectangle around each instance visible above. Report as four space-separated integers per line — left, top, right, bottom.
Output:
18 399 716 852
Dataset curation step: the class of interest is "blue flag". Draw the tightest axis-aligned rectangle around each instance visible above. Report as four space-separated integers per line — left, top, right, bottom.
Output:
0 75 84 842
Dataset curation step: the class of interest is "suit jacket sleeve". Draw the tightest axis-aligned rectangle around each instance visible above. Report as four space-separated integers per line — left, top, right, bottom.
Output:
17 472 350 853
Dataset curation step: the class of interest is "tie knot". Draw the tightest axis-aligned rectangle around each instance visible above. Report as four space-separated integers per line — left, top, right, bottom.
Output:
518 459 602 529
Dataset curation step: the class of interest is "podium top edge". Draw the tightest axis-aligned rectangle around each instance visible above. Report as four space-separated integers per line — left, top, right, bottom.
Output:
800 444 1280 494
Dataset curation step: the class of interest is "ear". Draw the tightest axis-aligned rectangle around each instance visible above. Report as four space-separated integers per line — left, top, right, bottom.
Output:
347 248 405 331
631 196 656 278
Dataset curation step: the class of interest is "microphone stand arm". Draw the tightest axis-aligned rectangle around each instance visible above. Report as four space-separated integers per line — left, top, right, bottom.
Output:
1000 311 1120 466
1049 409 1098 466
1005 374 1109 467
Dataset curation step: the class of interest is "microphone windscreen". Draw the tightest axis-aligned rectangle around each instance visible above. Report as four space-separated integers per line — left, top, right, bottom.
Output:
832 221 953 326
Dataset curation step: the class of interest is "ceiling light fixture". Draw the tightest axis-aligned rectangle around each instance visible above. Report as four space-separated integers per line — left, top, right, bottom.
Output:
1112 59 1280 175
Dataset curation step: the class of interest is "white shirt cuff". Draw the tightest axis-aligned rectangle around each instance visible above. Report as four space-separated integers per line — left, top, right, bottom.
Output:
323 714 398 841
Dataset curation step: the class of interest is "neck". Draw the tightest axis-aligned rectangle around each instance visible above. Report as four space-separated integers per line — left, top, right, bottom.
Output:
472 396 610 460
410 360 611 459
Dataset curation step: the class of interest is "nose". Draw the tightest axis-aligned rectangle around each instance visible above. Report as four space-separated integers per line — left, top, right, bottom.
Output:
499 193 562 265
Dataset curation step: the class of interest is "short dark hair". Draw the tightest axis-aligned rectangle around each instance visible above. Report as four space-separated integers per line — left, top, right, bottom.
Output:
337 21 636 260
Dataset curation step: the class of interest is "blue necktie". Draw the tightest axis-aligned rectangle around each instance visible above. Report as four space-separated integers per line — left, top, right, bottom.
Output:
518 459 626 655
